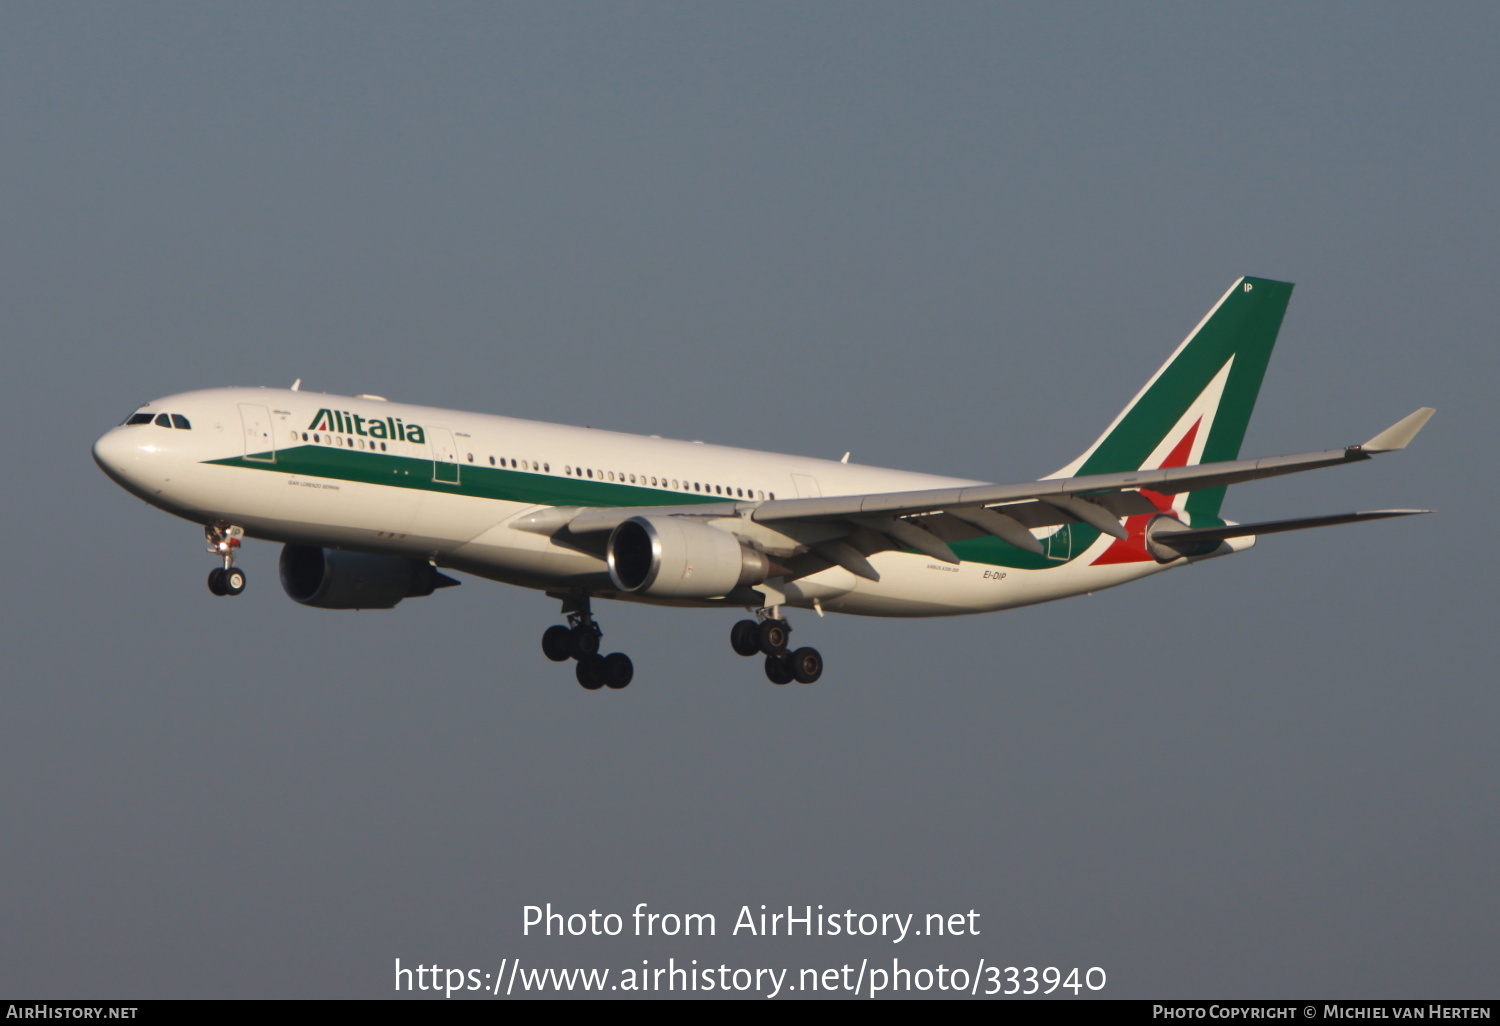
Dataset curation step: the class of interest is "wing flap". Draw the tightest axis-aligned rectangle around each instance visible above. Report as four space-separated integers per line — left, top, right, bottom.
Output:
856 516 960 565
944 506 1045 554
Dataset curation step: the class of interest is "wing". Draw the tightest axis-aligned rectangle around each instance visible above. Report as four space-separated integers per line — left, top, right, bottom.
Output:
512 408 1435 572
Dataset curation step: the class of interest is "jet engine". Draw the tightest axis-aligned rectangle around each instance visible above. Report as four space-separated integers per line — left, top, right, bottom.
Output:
607 516 769 599
279 544 459 609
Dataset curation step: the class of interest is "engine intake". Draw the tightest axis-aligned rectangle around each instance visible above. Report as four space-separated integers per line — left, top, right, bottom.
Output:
607 516 769 599
279 544 459 609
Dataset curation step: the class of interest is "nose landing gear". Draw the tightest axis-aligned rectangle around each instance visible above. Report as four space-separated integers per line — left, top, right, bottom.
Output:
541 594 633 690
730 609 823 684
205 524 247 597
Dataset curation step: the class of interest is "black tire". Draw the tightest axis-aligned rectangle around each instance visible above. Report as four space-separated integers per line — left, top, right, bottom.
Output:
542 624 572 662
764 653 794 685
222 567 246 596
207 567 227 596
568 625 601 660
576 654 606 690
730 619 762 657
602 652 634 690
758 620 790 655
789 646 823 684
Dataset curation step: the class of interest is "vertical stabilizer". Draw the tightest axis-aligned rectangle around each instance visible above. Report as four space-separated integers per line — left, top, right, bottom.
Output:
1048 276 1294 521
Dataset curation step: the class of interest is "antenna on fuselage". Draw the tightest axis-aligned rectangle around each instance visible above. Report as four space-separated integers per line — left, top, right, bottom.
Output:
291 378 302 391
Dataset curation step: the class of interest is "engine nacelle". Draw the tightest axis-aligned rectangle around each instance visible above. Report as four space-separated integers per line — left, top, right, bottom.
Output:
607 516 769 599
279 544 459 609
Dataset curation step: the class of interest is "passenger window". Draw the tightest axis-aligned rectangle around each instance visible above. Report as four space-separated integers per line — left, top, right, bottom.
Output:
154 413 171 427
543 463 550 472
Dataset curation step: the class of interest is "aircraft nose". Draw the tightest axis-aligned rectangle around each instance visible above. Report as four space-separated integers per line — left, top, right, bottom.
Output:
93 426 163 496
93 427 128 476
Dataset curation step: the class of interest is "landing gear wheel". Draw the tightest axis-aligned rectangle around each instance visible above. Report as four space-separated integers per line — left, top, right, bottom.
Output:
789 647 823 684
221 567 246 596
568 625 601 660
542 625 572 662
207 567 227 596
576 654 606 690
730 619 762 657
758 620 790 655
602 652 634 690
764 653 794 685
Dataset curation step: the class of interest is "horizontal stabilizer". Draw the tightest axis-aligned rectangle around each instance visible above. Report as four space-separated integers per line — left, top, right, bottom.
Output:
1156 509 1430 547
1360 408 1435 453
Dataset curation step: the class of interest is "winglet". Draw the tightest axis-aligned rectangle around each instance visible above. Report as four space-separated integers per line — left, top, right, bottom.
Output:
1359 408 1435 453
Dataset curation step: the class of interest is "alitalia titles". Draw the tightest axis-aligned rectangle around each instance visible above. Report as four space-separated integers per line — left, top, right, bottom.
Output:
309 408 425 445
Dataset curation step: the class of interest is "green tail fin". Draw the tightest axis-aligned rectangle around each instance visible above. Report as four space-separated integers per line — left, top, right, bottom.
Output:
1049 276 1294 521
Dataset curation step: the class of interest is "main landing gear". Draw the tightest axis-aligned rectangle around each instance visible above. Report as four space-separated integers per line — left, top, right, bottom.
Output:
541 594 633 691
730 610 823 685
205 524 247 597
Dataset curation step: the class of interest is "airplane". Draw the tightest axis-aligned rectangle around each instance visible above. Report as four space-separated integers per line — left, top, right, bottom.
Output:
93 276 1433 690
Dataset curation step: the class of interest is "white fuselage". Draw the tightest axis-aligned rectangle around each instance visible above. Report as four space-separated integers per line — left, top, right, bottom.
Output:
94 387 1214 618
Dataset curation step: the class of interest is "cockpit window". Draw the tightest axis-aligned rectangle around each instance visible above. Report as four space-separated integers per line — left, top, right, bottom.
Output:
154 413 172 427
170 414 191 430
125 413 154 425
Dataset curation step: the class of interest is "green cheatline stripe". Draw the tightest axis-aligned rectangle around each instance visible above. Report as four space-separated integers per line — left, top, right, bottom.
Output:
207 445 725 508
206 445 1090 570
952 524 1101 570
